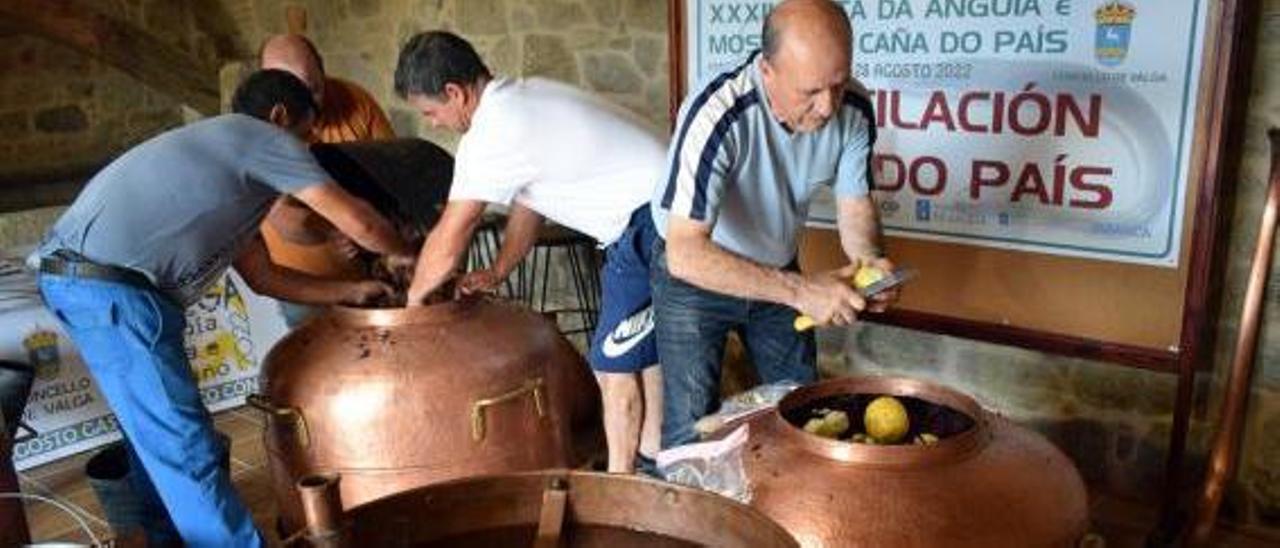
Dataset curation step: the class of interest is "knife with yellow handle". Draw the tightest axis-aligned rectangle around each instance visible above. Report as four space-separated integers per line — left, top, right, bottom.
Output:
793 268 917 331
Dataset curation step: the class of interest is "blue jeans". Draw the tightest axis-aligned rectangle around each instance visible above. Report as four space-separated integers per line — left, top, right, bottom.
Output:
650 240 816 448
38 274 263 548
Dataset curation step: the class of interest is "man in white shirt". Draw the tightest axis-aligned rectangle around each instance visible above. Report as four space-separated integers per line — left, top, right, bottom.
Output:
395 31 665 474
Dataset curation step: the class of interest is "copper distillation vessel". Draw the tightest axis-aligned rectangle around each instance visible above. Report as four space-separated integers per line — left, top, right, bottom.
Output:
247 137 603 534
724 375 1090 547
292 469 798 547
251 299 603 536
252 299 606 540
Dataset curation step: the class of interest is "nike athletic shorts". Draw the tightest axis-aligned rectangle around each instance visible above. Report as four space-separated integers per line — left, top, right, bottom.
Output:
588 205 659 373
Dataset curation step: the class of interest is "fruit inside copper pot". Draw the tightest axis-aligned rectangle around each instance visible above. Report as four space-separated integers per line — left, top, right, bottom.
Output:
782 393 976 444
348 225 459 308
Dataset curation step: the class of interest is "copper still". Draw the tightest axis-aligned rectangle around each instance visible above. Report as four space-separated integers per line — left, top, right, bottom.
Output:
294 469 798 547
251 299 603 534
723 376 1089 547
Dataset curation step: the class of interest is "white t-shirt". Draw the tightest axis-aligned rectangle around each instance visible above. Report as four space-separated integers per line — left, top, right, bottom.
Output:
450 77 667 246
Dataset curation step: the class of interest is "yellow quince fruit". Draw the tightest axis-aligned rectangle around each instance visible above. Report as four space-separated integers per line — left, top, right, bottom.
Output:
864 395 909 444
854 266 886 290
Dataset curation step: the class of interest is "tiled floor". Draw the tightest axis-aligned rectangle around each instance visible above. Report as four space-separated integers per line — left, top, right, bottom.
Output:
13 408 1280 547
16 408 279 546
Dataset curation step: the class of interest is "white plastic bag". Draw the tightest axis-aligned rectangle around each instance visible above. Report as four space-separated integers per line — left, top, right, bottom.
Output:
656 424 751 503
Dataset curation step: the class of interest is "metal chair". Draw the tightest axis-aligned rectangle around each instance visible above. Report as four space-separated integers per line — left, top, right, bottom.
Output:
468 214 602 347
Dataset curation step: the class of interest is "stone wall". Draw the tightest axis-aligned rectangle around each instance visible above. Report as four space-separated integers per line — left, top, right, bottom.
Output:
224 0 671 148
0 0 245 206
0 33 184 188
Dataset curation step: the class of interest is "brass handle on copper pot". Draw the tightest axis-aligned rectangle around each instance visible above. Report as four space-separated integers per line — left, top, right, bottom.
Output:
471 377 546 442
247 393 311 448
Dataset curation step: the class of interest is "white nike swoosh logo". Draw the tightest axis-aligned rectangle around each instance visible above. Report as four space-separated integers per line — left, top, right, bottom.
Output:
601 306 654 358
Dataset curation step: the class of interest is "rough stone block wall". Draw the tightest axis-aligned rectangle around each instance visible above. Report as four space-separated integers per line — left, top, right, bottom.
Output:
0 34 184 186
222 0 671 148
0 0 243 206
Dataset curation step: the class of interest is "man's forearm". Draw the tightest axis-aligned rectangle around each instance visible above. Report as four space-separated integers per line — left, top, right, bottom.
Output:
406 235 464 300
235 239 366 305
666 234 804 308
491 205 543 277
343 212 412 257
292 182 411 257
251 269 366 305
837 197 883 260
265 198 332 245
405 200 489 304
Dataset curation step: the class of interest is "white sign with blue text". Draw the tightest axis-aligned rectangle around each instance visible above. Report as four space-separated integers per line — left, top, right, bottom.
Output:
684 0 1208 266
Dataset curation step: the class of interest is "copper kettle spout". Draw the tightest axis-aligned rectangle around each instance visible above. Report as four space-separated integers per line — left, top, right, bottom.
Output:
291 473 348 548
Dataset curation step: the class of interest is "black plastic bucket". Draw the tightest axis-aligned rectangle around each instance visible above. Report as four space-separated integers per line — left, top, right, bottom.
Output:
85 432 230 546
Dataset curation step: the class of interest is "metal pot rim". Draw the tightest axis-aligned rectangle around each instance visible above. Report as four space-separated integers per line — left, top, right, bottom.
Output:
768 375 992 467
341 469 799 547
325 297 506 327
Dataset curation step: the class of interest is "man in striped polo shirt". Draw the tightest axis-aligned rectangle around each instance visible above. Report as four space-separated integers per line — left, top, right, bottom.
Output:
652 0 897 447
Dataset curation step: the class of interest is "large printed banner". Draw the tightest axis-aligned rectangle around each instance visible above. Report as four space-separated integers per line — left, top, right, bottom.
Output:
684 0 1209 266
3 268 287 470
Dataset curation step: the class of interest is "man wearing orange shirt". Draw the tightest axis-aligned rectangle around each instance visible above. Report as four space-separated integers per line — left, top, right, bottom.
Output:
259 34 398 324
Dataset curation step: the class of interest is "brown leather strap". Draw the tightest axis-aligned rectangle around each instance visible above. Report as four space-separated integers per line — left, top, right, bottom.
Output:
39 254 155 292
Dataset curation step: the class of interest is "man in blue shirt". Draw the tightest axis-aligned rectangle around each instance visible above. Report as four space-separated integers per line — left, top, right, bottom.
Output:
652 0 896 447
35 70 412 546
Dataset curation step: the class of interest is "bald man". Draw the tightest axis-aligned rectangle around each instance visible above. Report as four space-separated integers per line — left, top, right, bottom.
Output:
259 34 398 325
260 34 395 144
651 0 897 447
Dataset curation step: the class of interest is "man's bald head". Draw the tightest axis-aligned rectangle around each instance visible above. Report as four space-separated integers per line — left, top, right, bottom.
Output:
762 0 852 66
260 34 327 105
757 0 852 132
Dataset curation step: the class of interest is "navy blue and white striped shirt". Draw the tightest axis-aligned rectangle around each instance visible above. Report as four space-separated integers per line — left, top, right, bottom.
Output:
651 52 876 267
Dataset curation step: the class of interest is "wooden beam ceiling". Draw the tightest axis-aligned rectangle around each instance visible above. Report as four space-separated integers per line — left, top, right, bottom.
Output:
0 0 221 114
